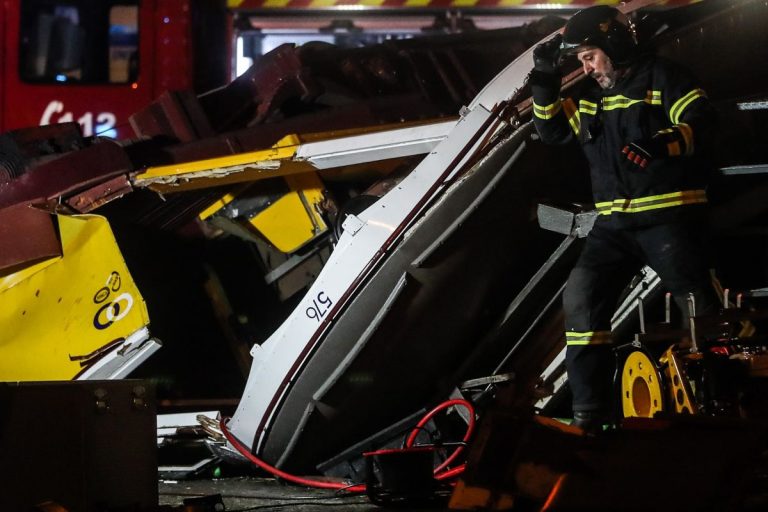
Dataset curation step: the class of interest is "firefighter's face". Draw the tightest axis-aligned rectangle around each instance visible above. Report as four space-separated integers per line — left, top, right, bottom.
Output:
577 48 618 89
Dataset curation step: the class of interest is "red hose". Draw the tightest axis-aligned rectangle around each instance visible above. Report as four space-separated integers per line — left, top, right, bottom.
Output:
405 398 475 475
220 417 366 492
218 398 475 492
435 464 466 481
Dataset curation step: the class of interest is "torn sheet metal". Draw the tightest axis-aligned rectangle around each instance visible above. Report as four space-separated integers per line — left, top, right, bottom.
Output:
157 411 222 445
157 411 223 480
0 139 133 210
75 327 161 380
65 175 134 214
0 213 153 380
227 101 495 463
132 121 454 194
0 203 61 275
131 120 454 254
132 135 308 192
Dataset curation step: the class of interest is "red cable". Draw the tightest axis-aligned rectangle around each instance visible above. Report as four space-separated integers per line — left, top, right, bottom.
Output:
218 398 475 492
220 417 366 492
435 464 466 481
405 398 475 475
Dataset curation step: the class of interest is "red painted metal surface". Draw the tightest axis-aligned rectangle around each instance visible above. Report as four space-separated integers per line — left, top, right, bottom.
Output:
0 140 133 211
0 203 60 275
65 175 133 213
0 0 223 139
154 0 194 95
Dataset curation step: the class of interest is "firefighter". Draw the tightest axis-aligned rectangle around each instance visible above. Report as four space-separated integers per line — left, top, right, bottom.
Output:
530 6 720 430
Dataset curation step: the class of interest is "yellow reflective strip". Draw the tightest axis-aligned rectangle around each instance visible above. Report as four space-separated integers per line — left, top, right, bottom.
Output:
603 99 643 111
601 92 663 111
595 201 612 214
629 189 705 205
602 94 628 104
533 99 562 120
646 90 662 105
565 330 612 345
621 196 707 213
670 89 705 124
602 94 644 111
678 122 694 155
562 98 580 136
579 99 598 115
565 330 611 338
598 190 707 215
566 331 594 337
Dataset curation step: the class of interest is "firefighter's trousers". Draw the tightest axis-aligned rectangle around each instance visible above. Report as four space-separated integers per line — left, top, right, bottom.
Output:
562 216 719 413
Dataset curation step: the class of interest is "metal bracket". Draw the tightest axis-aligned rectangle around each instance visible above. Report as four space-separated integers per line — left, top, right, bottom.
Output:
341 213 364 236
537 203 598 238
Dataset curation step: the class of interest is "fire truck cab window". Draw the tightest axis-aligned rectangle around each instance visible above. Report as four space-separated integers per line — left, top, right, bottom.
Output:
20 1 139 84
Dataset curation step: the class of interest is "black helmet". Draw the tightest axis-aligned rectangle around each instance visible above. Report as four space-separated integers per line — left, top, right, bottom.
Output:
561 6 638 67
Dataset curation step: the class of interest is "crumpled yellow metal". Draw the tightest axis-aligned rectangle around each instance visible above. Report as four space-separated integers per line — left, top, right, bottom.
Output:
0 214 149 380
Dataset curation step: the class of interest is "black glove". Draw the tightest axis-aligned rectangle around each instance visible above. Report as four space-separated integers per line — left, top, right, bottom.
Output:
621 137 668 170
533 34 563 74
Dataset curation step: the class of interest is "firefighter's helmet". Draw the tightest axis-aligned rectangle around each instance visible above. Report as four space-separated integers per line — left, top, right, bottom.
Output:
561 6 638 67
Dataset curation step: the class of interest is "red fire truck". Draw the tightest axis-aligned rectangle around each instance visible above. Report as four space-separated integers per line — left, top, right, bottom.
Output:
0 0 507 139
0 0 229 138
0 0 698 139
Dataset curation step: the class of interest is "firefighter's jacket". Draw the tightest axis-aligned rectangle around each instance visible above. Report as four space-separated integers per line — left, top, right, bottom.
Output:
531 55 716 228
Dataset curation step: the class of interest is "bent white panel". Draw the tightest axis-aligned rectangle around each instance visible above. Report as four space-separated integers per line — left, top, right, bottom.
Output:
76 327 161 380
297 120 456 170
228 105 491 452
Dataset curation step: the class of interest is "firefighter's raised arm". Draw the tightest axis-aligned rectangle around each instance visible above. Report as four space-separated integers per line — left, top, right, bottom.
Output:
530 34 576 145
